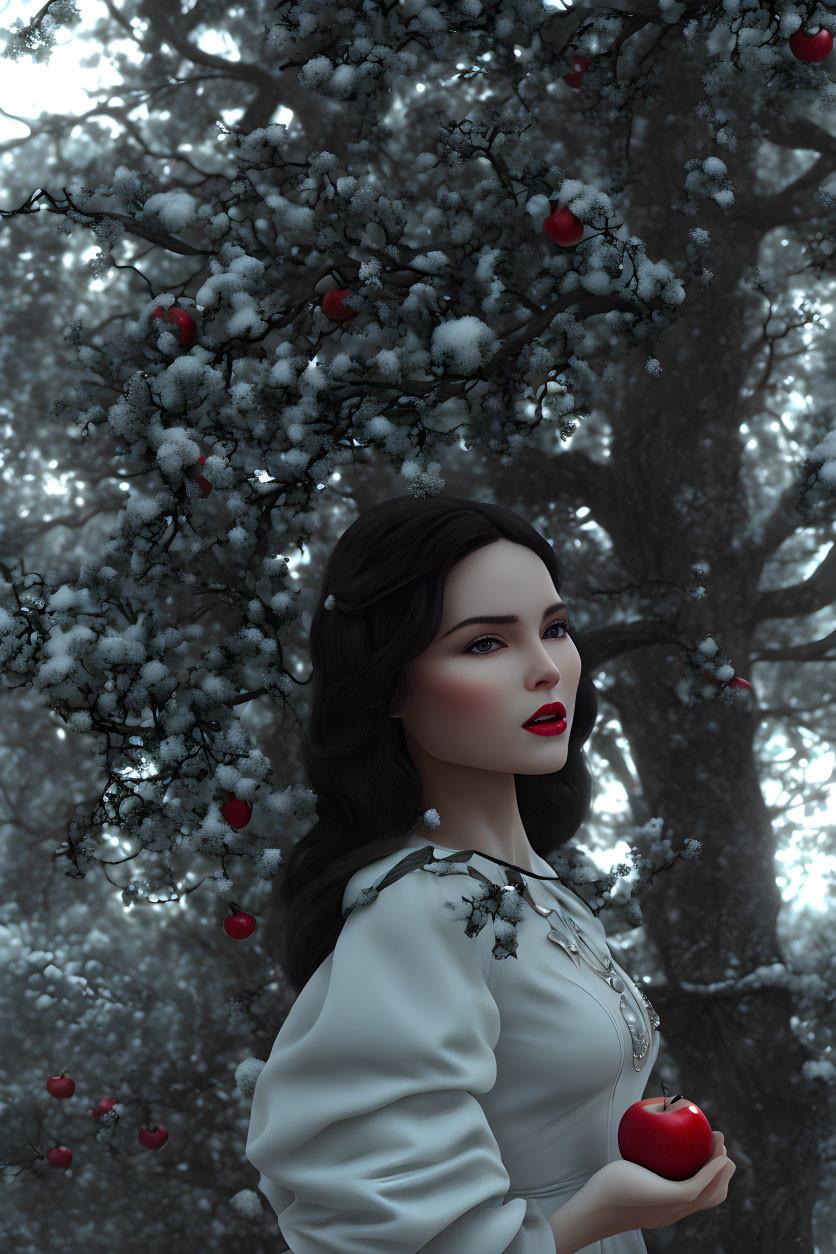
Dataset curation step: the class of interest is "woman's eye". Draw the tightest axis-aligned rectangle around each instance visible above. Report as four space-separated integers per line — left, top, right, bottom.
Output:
464 619 571 657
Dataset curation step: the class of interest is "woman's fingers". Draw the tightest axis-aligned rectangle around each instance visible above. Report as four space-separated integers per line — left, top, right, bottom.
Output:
694 1156 736 1210
691 1152 727 1200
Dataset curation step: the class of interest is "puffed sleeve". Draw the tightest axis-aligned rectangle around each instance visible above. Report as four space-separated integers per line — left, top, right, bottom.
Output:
245 857 556 1254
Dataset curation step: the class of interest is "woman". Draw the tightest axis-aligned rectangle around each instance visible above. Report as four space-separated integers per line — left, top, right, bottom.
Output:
245 494 735 1253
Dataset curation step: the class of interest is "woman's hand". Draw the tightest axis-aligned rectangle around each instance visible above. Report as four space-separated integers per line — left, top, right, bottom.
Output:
684 1131 736 1216
585 1131 736 1235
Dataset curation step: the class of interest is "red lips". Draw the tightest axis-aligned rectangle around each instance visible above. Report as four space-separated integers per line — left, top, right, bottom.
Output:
523 700 566 727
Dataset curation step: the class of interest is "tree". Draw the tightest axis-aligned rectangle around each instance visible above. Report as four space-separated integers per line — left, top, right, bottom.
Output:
1 0 834 1250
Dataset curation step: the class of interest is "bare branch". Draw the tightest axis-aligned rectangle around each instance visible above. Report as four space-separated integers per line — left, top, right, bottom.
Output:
751 543 836 626
1 498 128 548
752 626 836 663
133 5 283 95
728 118 836 231
487 443 623 538
228 688 269 706
581 616 676 671
757 700 836 718
749 481 825 567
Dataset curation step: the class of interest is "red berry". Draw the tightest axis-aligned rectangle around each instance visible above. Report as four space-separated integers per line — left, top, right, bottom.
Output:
138 1126 168 1150
150 305 198 347
187 453 212 496
321 288 359 321
563 54 588 88
543 206 585 247
788 29 833 63
221 797 251 829
92 1097 117 1119
47 1146 73 1168
224 910 257 940
47 1072 75 1099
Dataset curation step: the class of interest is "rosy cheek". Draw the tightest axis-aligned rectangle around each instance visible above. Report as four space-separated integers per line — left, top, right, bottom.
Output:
431 674 495 712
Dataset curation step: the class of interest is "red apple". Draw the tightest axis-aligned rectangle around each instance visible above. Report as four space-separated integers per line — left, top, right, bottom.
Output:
138 1125 168 1150
321 288 359 320
150 305 198 347
224 908 257 940
187 453 213 497
563 54 589 88
543 206 584 247
220 792 250 832
221 796 251 829
47 1146 73 1168
788 29 833 63
46 1071 75 1098
92 1097 117 1119
618 1095 713 1181
703 672 751 691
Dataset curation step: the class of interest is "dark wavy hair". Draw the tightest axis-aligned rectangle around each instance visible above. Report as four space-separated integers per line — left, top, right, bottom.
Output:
277 494 599 996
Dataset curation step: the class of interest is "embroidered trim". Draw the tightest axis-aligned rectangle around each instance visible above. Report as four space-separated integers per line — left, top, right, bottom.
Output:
341 845 661 1065
342 845 531 960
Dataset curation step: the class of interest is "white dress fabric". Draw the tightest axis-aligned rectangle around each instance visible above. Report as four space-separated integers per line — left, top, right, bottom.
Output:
245 838 662 1254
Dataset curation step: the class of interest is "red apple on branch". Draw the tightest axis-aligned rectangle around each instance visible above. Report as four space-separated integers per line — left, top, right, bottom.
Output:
138 1125 168 1150
189 453 212 498
150 305 198 346
46 1071 75 1098
788 29 833 63
92 1097 117 1120
563 54 589 88
543 206 584 247
321 288 359 321
618 1095 714 1181
221 795 251 829
224 904 257 940
704 672 751 692
47 1146 73 1168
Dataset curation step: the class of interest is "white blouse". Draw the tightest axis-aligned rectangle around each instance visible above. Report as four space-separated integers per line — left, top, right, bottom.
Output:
245 839 662 1254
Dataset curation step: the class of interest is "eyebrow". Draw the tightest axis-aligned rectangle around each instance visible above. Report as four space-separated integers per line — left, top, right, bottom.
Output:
440 602 568 640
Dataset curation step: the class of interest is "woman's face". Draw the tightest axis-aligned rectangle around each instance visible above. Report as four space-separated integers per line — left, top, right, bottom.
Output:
391 539 581 776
